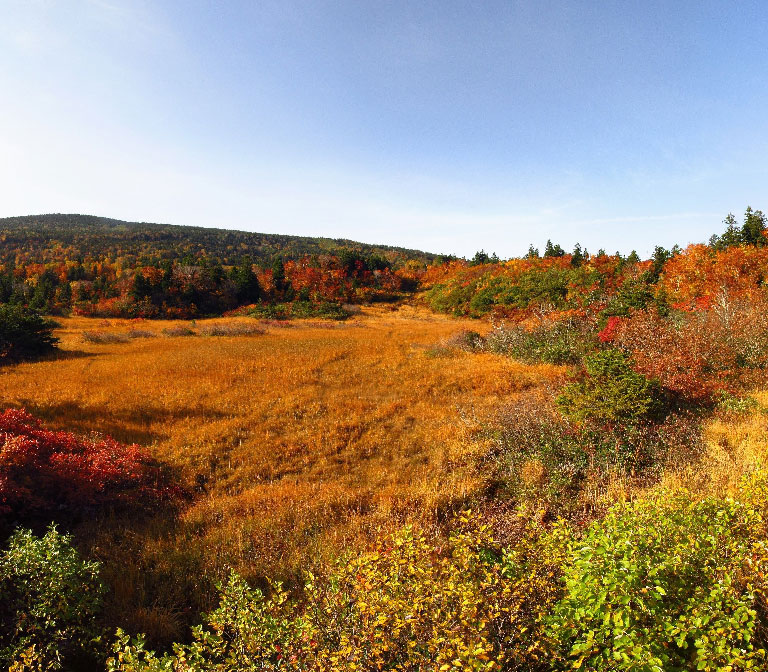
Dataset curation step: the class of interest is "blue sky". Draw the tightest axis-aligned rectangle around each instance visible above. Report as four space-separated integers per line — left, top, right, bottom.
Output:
2 0 767 258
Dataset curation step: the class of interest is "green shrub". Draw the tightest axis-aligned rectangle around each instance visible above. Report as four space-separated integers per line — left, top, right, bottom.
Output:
0 303 58 363
108 520 566 671
548 492 768 670
557 349 662 424
247 301 351 321
0 525 104 671
110 574 308 671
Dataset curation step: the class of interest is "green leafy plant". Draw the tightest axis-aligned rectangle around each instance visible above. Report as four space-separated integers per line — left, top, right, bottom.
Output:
0 525 104 671
557 349 662 424
548 492 768 671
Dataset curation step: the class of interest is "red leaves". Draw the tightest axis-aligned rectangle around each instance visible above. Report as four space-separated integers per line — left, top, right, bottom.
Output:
597 316 624 343
609 298 768 403
0 409 182 522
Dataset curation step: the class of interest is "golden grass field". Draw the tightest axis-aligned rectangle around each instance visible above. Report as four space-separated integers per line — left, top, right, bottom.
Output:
3 304 768 645
0 305 563 641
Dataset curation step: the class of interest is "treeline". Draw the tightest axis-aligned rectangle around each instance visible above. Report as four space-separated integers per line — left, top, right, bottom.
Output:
1 208 766 319
424 207 768 318
0 249 414 319
0 214 433 318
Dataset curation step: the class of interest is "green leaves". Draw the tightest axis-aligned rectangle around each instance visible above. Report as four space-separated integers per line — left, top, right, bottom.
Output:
0 525 104 670
557 348 662 424
548 492 768 671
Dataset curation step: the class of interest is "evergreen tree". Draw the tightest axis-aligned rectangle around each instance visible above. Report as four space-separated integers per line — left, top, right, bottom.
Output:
231 258 261 305
470 250 490 266
271 257 286 293
544 240 565 257
742 206 767 246
0 304 58 363
571 243 585 267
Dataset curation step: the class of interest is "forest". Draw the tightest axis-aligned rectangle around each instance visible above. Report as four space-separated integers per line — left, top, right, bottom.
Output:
2 207 768 671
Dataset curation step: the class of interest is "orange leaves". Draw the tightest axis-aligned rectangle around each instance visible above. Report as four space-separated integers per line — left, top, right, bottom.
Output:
660 244 768 307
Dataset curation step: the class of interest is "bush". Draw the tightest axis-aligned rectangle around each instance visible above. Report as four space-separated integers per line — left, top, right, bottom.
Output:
557 349 662 424
492 396 703 519
0 304 58 363
110 573 307 671
607 300 768 403
0 408 182 528
198 322 265 337
108 520 567 671
82 331 130 344
486 317 597 365
247 301 351 321
0 525 104 671
549 492 768 670
161 325 197 337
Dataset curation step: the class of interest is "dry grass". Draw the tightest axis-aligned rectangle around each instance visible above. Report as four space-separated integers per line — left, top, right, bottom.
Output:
661 391 768 497
0 307 559 641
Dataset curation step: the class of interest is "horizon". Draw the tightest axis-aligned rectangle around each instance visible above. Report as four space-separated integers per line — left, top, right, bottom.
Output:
2 1 767 257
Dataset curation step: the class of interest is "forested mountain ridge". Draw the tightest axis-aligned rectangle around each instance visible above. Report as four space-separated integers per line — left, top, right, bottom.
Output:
0 213 438 267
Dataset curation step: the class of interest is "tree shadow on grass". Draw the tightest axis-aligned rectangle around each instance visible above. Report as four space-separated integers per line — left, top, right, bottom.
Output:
10 399 230 446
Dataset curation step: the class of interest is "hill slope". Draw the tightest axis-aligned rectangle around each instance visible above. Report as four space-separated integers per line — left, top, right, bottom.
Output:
0 214 437 266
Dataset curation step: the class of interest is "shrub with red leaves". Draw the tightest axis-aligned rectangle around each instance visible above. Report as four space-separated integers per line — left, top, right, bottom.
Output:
0 409 183 524
609 296 768 403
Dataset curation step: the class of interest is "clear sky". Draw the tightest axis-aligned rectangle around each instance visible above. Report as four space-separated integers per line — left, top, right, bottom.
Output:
2 0 767 258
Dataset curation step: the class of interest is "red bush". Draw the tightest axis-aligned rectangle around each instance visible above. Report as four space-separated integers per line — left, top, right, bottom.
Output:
611 297 768 402
0 409 182 520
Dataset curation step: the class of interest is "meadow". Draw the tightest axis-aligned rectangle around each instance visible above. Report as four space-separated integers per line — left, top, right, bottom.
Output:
1 306 559 644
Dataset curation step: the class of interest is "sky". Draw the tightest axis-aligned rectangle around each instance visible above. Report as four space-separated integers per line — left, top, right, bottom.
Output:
2 0 768 258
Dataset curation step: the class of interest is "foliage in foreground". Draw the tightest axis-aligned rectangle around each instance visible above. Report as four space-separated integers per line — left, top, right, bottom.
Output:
106 474 768 671
0 526 104 671
551 490 768 671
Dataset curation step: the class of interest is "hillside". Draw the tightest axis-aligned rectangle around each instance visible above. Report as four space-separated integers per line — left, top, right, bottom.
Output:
0 214 438 267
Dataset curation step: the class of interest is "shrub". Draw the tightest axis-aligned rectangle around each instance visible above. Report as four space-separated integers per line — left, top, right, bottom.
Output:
110 574 308 671
161 325 197 337
492 396 703 519
486 317 597 365
439 329 485 352
0 525 104 671
248 301 351 321
548 492 768 670
0 408 182 528
108 519 567 671
82 330 130 344
608 300 768 403
125 329 156 339
0 304 58 363
198 322 265 337
557 349 662 424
